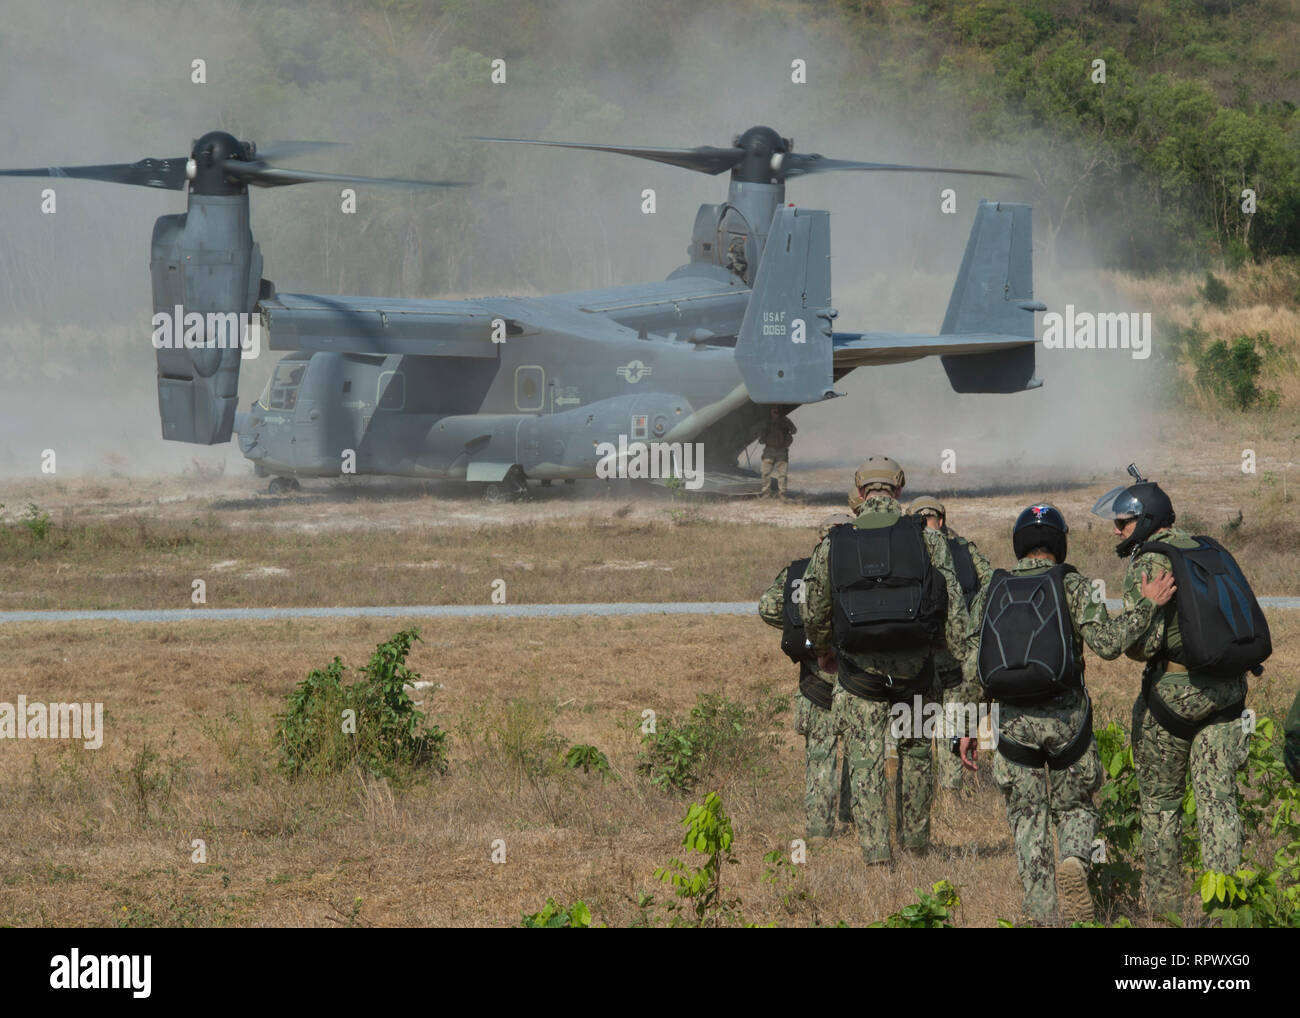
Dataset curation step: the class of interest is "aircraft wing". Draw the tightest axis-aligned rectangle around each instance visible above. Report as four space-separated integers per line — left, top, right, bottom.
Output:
259 293 542 356
832 331 1036 369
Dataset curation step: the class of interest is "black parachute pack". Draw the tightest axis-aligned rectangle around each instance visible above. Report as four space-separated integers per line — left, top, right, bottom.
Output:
977 564 1082 704
828 517 947 653
780 558 812 663
947 535 980 609
1137 536 1271 678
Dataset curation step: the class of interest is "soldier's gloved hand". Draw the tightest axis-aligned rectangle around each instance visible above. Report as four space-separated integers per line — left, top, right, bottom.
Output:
1139 569 1176 606
959 737 979 772
818 651 837 673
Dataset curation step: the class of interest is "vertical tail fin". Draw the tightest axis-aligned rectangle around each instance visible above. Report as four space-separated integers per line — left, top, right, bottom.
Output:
939 201 1042 393
734 205 835 404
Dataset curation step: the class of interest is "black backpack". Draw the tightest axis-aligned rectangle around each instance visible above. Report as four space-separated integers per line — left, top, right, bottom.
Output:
828 517 947 653
947 535 981 610
977 564 1082 704
1137 536 1271 678
780 558 812 663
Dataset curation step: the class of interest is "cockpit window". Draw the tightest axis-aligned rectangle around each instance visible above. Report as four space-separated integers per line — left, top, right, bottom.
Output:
265 361 307 410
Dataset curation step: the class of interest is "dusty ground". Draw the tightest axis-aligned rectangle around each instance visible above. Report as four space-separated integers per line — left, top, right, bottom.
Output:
1 416 1296 612
0 613 1294 928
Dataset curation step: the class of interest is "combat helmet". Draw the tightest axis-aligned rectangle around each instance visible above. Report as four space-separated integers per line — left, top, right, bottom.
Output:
1013 502 1069 563
1091 464 1175 558
853 456 905 493
819 512 855 540
908 495 945 521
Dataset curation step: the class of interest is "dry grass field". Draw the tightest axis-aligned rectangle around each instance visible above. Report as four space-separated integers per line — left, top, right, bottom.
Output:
0 399 1297 928
0 611 1296 928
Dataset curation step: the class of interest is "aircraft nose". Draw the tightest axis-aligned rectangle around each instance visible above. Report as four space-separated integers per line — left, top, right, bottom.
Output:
234 411 252 434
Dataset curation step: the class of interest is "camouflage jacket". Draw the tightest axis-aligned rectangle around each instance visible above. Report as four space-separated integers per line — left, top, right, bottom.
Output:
956 555 1157 705
1122 524 1248 702
759 565 789 629
760 563 834 683
802 495 971 683
934 529 994 675
759 417 796 457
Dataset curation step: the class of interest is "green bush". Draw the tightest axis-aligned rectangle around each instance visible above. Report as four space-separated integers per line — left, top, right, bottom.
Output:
1090 721 1143 912
1195 332 1277 410
869 881 960 928
1201 273 1231 307
563 743 613 779
636 692 785 793
274 627 447 780
521 898 593 928
650 791 744 927
21 503 51 541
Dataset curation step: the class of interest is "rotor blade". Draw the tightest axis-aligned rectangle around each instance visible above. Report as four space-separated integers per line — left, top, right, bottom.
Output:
221 161 468 189
251 141 346 162
0 157 189 190
472 137 744 175
780 153 1024 180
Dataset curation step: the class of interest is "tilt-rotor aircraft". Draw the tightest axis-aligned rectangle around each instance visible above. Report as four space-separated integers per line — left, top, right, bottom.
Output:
2 126 1044 498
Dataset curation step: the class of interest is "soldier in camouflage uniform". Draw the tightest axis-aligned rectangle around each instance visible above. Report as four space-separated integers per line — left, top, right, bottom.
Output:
802 457 972 865
958 503 1173 924
759 514 856 837
1093 478 1252 916
758 408 796 499
909 495 993 793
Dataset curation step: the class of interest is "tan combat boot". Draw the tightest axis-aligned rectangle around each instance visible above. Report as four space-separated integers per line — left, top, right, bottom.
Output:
1057 855 1095 924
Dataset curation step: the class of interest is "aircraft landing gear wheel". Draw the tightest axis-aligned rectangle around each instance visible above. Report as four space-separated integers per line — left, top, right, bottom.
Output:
481 467 527 504
268 476 301 494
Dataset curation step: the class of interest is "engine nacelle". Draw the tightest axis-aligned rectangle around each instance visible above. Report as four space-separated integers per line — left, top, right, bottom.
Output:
150 192 262 444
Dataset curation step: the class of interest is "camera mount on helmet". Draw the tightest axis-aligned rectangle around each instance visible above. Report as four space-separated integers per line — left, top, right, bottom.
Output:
1091 464 1176 558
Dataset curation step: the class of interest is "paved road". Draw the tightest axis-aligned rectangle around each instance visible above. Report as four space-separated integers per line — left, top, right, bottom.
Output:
2 598 1300 625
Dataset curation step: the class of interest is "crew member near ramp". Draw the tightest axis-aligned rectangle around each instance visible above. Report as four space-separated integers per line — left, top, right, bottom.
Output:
759 514 857 838
909 495 992 793
957 503 1173 923
1093 471 1271 915
758 408 796 500
802 457 971 865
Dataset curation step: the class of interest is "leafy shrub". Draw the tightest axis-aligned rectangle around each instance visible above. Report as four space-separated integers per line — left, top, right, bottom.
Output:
637 692 785 793
1201 272 1230 307
651 791 743 927
274 627 447 780
869 881 960 928
521 898 593 928
1195 333 1278 410
22 503 51 541
563 743 613 779
1090 722 1143 912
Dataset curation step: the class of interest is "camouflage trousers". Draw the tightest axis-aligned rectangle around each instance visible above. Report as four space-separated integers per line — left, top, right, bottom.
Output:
760 457 788 496
992 694 1102 922
794 693 852 836
937 672 966 790
1132 672 1250 915
832 681 935 863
